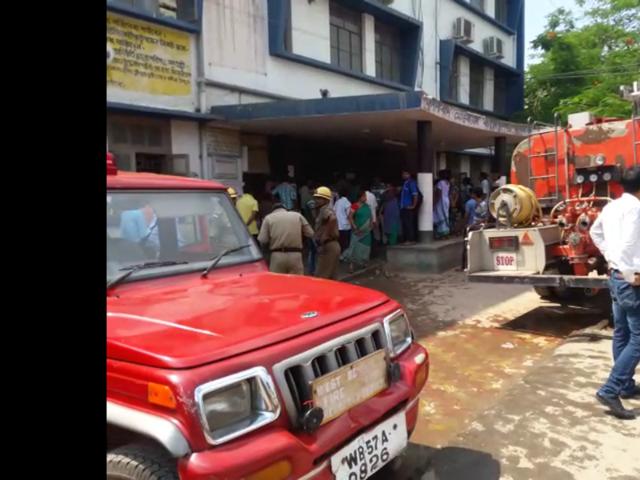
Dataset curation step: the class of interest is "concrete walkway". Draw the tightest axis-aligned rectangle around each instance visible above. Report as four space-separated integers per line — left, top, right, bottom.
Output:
352 270 638 479
395 336 640 480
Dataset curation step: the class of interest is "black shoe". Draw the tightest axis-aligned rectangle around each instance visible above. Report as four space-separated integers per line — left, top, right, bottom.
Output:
620 385 640 400
596 393 636 419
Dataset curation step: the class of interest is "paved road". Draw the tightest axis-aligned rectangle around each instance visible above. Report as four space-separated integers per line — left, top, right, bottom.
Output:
349 270 639 480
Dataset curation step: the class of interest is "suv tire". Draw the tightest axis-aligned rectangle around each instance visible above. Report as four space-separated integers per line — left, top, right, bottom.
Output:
107 443 178 480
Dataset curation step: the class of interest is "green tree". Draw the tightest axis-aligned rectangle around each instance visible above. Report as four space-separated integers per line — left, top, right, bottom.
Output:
524 0 639 123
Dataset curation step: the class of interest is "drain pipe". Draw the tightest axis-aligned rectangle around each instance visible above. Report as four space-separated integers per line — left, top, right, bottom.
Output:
195 24 208 179
434 0 439 97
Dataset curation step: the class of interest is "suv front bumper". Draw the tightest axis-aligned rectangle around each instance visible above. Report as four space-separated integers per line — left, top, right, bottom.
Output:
178 342 428 480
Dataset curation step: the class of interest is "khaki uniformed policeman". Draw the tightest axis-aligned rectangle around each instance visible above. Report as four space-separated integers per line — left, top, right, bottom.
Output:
313 186 341 279
257 201 314 274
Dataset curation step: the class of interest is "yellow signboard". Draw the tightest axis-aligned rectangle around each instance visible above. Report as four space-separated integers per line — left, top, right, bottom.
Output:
107 12 192 96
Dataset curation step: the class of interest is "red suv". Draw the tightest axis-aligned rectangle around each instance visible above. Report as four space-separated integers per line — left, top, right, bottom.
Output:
106 155 429 480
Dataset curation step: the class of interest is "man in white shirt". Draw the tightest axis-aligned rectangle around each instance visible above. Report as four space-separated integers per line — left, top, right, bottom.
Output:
590 167 640 419
480 172 491 197
334 189 352 252
493 174 507 188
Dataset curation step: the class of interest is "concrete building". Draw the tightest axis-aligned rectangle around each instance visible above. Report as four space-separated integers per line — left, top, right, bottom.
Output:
107 1 209 178
202 0 524 114
106 0 528 246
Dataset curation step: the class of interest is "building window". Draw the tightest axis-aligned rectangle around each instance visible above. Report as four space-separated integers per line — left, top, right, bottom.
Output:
469 0 485 12
329 1 362 73
131 125 147 145
494 71 507 115
469 61 484 109
449 55 459 102
107 0 198 24
495 0 508 24
110 122 129 144
111 152 133 171
375 22 402 83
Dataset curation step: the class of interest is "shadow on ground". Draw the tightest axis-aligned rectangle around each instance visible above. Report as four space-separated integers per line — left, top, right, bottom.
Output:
497 304 607 338
379 443 500 480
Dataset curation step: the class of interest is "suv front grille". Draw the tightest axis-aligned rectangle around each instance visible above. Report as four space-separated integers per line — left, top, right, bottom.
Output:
273 324 387 427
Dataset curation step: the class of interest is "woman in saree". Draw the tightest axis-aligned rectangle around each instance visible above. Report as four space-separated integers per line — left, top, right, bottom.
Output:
433 169 451 239
341 190 373 273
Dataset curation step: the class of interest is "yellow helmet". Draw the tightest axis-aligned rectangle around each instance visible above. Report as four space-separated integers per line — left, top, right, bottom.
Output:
313 186 332 201
227 187 238 199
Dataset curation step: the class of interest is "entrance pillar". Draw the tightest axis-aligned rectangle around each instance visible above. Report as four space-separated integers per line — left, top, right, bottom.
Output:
417 120 435 243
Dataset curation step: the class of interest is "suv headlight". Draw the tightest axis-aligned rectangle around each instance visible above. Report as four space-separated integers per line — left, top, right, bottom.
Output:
195 367 280 445
383 310 413 357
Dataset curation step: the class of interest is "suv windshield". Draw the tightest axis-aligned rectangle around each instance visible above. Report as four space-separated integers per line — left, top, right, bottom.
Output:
107 190 262 283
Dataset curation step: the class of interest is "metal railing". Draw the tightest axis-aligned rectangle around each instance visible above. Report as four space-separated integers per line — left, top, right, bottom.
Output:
527 113 561 203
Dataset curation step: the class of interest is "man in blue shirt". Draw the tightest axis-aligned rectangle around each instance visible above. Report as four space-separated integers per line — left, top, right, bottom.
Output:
400 171 419 243
121 204 159 255
272 179 297 211
463 194 478 227
461 188 488 269
120 204 187 259
463 187 487 227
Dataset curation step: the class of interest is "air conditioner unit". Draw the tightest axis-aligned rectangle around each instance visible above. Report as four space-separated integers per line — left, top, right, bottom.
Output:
454 17 474 44
484 36 504 59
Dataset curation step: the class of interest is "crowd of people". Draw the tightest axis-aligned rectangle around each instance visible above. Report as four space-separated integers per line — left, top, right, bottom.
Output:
433 170 502 239
227 170 502 278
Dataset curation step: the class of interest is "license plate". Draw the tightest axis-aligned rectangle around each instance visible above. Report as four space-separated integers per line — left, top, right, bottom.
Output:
493 252 517 270
312 350 388 425
330 411 407 480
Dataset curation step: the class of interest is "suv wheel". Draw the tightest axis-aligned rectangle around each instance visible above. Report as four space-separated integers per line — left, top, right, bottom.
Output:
107 444 178 480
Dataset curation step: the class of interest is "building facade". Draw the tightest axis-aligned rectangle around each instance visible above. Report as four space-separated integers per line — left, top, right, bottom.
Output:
201 0 524 115
107 0 527 237
106 1 205 178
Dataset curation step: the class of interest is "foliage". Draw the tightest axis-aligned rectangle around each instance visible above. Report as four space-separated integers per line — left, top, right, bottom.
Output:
524 0 639 123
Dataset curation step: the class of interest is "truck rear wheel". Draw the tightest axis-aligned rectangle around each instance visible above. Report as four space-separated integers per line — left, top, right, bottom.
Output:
533 285 574 301
534 283 576 301
107 444 178 480
533 285 553 300
534 266 574 302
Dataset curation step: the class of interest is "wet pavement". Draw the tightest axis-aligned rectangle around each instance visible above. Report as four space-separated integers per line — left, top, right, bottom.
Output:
348 270 640 480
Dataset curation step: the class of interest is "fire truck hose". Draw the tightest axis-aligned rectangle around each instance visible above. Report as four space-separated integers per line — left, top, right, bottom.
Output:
489 184 542 227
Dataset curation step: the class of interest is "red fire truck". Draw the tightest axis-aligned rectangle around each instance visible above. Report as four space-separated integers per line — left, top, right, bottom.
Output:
466 83 640 302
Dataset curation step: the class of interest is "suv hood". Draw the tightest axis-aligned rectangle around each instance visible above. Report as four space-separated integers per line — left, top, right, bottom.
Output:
107 271 389 368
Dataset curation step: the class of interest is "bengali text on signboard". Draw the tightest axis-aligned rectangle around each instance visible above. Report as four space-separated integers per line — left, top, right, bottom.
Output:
107 12 192 96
